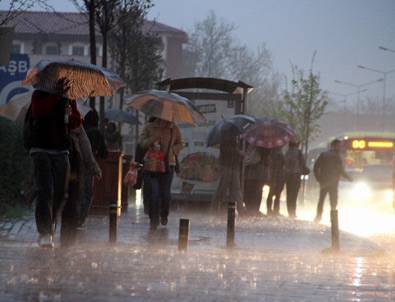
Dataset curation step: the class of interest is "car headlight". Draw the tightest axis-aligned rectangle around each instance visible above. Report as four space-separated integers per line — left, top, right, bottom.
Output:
351 182 372 201
384 189 394 204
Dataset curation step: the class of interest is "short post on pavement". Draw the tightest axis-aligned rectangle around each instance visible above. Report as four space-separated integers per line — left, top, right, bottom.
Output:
178 218 190 251
109 203 118 243
330 209 340 251
227 201 236 248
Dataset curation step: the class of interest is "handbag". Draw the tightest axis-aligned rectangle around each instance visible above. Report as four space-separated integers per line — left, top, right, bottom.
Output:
144 149 166 173
124 163 139 186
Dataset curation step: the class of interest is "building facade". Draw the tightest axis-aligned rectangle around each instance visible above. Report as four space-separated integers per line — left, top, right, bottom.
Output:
2 10 188 79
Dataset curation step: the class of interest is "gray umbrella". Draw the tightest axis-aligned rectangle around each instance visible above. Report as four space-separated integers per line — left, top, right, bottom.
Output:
105 108 139 124
207 114 256 147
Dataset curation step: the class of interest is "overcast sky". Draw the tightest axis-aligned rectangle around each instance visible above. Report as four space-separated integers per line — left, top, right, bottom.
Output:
2 0 395 106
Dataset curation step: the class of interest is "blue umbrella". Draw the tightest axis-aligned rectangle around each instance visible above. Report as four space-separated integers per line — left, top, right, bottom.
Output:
105 108 139 124
207 114 256 147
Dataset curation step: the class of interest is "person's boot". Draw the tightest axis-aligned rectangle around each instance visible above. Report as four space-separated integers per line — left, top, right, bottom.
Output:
160 216 168 226
38 234 54 248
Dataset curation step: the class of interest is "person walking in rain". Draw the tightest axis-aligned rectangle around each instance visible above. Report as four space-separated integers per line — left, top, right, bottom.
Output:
212 124 244 214
266 147 285 216
313 139 352 223
139 117 183 231
284 140 309 218
80 107 108 227
244 145 270 216
23 86 71 248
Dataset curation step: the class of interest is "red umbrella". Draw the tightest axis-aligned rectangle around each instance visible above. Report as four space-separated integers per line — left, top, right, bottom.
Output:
240 117 295 148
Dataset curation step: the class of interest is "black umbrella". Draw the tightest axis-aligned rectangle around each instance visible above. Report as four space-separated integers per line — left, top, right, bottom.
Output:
207 114 256 147
105 108 139 125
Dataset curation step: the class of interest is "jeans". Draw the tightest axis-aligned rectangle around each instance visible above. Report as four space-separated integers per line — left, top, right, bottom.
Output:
286 174 301 217
32 152 69 236
244 180 263 215
143 169 174 227
315 184 338 221
266 180 285 214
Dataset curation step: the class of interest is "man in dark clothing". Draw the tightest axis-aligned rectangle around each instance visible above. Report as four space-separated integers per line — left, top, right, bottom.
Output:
244 146 270 216
266 148 285 216
79 108 108 226
284 141 309 218
24 89 71 248
313 139 352 223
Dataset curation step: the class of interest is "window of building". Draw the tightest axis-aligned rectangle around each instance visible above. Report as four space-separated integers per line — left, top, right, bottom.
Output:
72 45 85 56
45 44 59 55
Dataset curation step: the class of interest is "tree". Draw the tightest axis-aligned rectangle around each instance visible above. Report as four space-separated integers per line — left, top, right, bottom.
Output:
186 12 280 117
186 11 236 78
0 0 48 27
283 55 328 157
109 0 161 109
71 0 98 108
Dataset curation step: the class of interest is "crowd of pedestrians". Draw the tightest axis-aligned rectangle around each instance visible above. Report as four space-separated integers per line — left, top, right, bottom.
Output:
23 85 352 248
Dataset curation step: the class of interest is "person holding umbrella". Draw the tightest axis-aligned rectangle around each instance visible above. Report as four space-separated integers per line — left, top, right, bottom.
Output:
139 117 183 230
23 84 71 248
128 90 205 231
211 123 244 213
23 59 126 247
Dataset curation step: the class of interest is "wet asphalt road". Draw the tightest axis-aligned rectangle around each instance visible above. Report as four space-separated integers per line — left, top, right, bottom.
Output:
0 206 394 302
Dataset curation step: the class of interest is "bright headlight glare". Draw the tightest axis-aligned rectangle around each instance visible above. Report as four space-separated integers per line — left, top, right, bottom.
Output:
384 190 393 204
351 182 371 200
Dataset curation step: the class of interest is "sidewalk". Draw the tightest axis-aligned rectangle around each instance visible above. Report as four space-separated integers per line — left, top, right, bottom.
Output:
0 206 394 302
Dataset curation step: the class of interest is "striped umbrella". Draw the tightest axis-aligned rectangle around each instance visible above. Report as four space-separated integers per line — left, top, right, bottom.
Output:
22 59 126 99
127 90 206 125
240 117 295 148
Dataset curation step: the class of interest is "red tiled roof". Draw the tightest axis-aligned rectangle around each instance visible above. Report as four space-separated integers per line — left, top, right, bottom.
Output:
0 10 187 41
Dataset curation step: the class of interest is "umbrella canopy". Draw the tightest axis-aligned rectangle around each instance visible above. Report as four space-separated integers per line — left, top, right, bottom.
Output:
240 117 295 148
207 114 256 147
22 59 126 99
0 92 90 122
127 90 206 125
105 108 139 125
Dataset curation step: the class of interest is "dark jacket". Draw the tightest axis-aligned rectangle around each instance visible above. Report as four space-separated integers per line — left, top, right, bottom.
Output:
285 147 307 176
269 150 285 185
23 90 70 151
313 150 349 187
86 127 108 159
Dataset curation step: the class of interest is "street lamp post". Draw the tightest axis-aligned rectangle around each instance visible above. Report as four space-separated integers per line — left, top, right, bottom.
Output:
334 78 383 128
357 65 395 129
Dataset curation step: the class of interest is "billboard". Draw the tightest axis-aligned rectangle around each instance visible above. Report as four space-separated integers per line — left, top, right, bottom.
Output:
0 53 30 106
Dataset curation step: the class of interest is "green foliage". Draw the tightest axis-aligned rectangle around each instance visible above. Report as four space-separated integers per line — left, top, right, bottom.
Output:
109 0 163 97
283 65 328 151
0 117 32 215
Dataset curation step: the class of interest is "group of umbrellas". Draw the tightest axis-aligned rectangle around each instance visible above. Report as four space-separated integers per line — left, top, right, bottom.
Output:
208 115 295 149
0 58 295 148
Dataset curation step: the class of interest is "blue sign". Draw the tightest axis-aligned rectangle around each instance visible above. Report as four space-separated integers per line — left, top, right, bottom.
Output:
0 54 30 106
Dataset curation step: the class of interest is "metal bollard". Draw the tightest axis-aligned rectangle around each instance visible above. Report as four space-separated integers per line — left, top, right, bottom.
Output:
226 201 236 248
330 209 340 251
178 218 190 251
109 203 118 243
